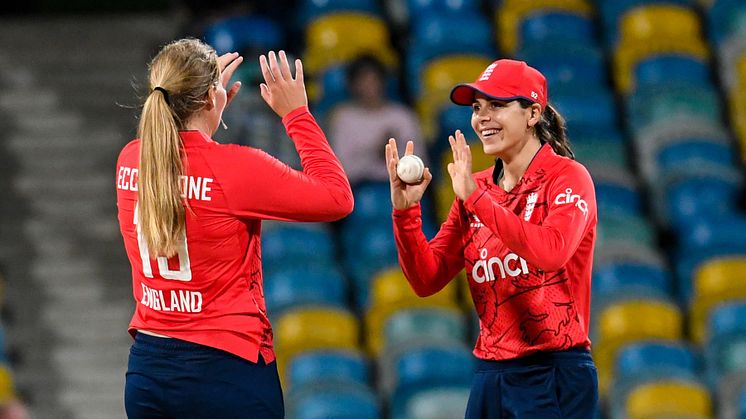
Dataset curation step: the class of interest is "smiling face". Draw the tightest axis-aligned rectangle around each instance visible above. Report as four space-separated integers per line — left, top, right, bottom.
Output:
470 93 542 159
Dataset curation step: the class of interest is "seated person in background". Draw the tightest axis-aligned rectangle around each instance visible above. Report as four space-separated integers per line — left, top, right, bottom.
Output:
328 55 426 187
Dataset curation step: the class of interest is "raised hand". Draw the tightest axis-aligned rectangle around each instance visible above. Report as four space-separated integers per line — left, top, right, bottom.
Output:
217 52 243 107
259 50 308 118
447 130 477 201
385 138 433 210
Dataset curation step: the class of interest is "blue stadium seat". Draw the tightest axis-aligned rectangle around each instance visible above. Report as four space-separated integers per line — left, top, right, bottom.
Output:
389 344 475 419
264 265 347 317
261 225 335 273
610 341 700 419
674 246 746 304
403 386 471 419
595 181 643 217
519 11 595 47
297 0 381 25
288 383 380 419
551 90 617 131
347 182 394 223
593 262 672 302
665 176 742 229
411 13 493 58
705 302 746 385
407 0 481 15
203 15 284 55
707 0 746 45
597 0 697 47
517 42 606 90
634 54 711 88
656 139 735 176
287 349 369 389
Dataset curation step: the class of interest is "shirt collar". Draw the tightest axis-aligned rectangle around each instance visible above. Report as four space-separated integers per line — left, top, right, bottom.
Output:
491 142 555 187
179 130 216 145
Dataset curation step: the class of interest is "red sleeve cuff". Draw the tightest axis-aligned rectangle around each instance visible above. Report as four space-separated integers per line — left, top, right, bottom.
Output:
281 106 310 127
393 203 422 230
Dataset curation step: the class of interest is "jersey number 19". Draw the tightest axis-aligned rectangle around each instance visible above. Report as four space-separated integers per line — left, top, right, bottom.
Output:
133 203 192 281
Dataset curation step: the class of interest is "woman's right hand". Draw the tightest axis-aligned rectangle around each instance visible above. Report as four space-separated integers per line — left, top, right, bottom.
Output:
259 50 308 118
385 138 433 210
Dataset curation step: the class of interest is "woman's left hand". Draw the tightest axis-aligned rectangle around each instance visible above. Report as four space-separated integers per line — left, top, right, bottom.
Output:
447 130 478 201
218 52 243 107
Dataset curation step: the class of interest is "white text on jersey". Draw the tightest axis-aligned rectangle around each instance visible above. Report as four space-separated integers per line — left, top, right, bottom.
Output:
554 187 587 218
117 166 214 201
140 283 203 313
472 248 529 283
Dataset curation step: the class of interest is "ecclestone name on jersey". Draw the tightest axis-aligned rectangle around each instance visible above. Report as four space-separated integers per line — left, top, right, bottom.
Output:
116 166 214 202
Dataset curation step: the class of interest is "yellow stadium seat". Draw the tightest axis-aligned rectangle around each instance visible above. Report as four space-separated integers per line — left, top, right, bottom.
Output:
365 267 460 354
593 299 683 394
496 0 593 53
304 12 398 74
274 306 360 379
421 56 493 99
690 257 746 343
625 380 712 419
618 5 702 46
614 39 709 92
415 55 492 139
0 365 14 404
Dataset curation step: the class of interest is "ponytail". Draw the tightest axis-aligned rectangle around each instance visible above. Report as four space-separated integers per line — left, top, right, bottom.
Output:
138 88 185 257
136 38 220 257
536 104 574 159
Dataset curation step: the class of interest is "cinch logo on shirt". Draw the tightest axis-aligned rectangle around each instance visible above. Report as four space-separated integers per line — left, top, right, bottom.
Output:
472 248 529 283
554 188 588 218
524 192 538 221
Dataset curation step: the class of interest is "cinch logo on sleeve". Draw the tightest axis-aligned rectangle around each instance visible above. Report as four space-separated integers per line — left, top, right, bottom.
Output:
554 188 588 218
472 248 529 283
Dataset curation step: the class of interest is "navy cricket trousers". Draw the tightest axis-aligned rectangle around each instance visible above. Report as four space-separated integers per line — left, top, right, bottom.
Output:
124 332 284 419
465 348 599 419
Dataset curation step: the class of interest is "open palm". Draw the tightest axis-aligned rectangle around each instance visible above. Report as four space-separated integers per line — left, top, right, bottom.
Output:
447 130 477 201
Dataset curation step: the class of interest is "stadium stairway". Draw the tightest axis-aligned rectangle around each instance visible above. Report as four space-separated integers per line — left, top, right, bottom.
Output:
0 16 178 419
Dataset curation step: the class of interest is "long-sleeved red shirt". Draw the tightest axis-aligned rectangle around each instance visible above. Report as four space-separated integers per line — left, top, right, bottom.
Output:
116 106 353 363
393 144 596 360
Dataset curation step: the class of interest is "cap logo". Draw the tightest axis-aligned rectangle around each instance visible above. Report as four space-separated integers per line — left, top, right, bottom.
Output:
531 91 538 100
479 63 498 81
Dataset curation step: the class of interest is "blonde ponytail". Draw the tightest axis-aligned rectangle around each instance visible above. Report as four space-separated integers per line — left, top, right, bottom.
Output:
137 38 219 257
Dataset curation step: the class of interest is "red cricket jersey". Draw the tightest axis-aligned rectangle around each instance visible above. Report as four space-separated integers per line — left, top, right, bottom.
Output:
115 106 353 363
393 144 597 360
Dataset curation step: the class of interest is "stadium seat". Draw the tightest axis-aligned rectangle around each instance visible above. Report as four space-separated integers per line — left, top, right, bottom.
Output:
663 173 742 229
614 40 709 93
593 178 642 218
634 54 711 88
551 89 617 131
403 386 471 419
286 349 369 390
382 306 467 350
625 380 712 419
287 382 380 419
592 261 672 305
261 225 336 273
296 0 381 25
610 341 700 419
263 265 348 318
517 42 606 90
617 5 702 47
496 0 593 54
411 13 494 60
597 212 656 250
594 299 683 393
571 138 627 170
656 139 735 176
304 12 398 74
704 301 746 386
707 0 746 45
689 258 746 343
388 344 475 419
203 15 284 55
518 11 595 48
406 0 481 15
274 307 360 377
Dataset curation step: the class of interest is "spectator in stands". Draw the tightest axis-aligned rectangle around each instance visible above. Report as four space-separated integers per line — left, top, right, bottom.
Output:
328 55 424 187
386 59 599 418
116 39 352 418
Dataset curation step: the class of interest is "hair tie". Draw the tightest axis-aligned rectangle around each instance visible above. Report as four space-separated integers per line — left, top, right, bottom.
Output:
153 86 170 105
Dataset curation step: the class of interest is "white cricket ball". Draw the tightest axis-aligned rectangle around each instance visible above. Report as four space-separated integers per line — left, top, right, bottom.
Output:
396 155 425 184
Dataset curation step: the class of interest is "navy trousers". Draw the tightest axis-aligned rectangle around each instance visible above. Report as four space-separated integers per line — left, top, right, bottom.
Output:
465 348 599 419
124 332 284 419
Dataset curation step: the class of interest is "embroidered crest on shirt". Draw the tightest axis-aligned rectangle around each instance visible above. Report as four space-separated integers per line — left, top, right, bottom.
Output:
524 192 538 221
